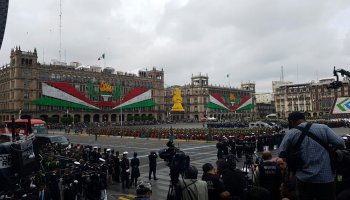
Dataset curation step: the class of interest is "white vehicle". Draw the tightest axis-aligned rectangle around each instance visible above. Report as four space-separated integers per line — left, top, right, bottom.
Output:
207 117 218 121
200 117 218 122
266 113 277 119
249 121 273 128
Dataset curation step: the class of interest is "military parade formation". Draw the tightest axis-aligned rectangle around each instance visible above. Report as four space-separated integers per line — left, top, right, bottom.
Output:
1 118 350 199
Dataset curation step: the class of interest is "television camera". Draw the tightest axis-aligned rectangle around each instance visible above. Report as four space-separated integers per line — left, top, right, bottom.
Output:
159 140 190 200
328 67 350 89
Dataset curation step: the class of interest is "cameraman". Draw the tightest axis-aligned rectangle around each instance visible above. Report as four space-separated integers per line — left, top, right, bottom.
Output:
177 165 208 200
217 138 229 159
216 159 246 200
148 151 158 180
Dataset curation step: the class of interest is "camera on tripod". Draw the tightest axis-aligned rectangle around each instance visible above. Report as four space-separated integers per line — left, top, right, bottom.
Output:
159 140 190 182
159 140 190 200
327 81 342 89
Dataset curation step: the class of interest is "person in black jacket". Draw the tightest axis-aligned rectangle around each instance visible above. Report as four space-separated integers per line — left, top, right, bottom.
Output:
216 159 246 200
120 152 130 189
130 152 140 187
202 163 230 200
254 151 282 200
148 151 158 180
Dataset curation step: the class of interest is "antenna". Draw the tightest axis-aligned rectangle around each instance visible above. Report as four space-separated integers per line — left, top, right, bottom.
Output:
43 48 45 64
280 66 284 82
59 0 62 62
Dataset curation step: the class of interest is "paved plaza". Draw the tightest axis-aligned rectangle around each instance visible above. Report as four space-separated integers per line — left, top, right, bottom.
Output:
51 125 350 199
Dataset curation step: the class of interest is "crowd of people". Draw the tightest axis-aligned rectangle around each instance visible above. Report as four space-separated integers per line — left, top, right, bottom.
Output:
0 139 162 200
2 112 350 200
181 111 350 200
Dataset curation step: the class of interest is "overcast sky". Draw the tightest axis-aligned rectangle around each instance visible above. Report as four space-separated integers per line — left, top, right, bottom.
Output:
1 0 350 92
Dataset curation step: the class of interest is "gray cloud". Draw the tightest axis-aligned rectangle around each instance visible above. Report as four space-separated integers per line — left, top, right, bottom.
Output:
1 0 350 92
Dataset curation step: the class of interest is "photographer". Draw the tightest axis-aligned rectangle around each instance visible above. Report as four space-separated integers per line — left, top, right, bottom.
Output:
216 159 246 200
216 138 229 159
148 151 158 180
176 165 208 200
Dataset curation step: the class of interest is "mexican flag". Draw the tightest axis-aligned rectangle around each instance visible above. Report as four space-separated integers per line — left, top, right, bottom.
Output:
98 53 105 60
235 96 255 111
32 82 100 110
113 87 156 110
207 94 229 110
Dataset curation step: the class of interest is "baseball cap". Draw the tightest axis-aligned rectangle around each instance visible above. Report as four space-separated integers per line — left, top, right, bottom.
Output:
288 111 305 121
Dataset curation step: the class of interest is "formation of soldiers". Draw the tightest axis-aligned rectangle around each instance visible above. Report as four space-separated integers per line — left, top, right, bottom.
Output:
86 126 285 141
2 142 137 200
216 131 285 160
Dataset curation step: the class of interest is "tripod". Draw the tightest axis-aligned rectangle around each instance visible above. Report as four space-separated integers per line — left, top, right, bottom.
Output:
167 182 177 200
242 153 254 173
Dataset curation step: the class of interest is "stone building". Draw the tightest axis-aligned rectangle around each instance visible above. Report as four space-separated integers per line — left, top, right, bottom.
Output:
165 74 256 121
274 78 350 119
255 93 275 119
0 48 165 122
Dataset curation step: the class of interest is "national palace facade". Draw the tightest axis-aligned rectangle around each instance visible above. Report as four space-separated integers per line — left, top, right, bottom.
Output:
0 47 256 123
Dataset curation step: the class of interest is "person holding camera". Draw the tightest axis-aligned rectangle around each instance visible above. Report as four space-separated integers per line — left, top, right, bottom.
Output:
202 163 230 200
177 165 208 200
279 111 345 200
148 151 158 180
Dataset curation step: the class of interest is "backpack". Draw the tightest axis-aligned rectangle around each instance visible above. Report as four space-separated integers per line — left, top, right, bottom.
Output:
285 123 312 174
334 149 350 175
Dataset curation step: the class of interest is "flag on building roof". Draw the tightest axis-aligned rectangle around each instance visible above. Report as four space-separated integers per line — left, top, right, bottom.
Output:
98 53 105 60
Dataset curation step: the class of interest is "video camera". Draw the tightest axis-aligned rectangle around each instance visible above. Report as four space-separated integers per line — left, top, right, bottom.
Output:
159 140 190 184
328 67 350 89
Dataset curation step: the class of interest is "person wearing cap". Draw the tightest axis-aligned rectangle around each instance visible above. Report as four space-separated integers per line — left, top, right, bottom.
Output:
278 111 345 200
148 151 158 180
120 151 130 189
134 182 152 200
202 163 230 200
177 165 208 200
